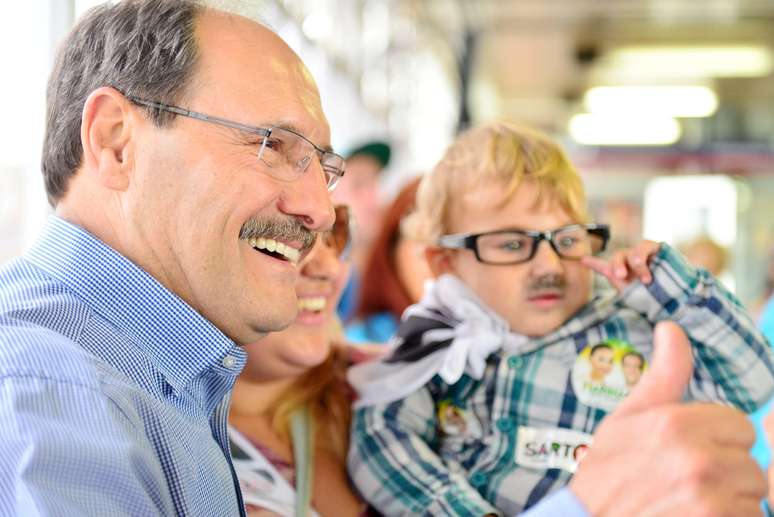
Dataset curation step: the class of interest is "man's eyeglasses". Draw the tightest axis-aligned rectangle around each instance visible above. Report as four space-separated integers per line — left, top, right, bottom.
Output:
127 96 346 191
437 223 610 265
321 204 354 260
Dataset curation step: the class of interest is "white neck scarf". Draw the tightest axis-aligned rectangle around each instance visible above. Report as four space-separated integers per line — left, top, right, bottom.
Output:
348 274 529 408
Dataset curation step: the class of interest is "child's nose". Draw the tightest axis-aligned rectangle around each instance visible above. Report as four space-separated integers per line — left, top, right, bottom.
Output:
530 240 563 274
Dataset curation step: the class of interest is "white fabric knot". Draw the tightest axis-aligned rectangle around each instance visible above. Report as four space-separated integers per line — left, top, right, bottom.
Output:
349 274 528 407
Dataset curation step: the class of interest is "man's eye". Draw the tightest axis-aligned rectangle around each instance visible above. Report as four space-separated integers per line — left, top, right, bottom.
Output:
260 137 284 152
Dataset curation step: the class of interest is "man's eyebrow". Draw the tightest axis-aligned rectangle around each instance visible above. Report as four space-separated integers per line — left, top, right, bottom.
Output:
269 121 333 153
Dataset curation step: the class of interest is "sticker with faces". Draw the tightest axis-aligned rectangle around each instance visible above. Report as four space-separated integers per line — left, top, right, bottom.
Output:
570 339 647 411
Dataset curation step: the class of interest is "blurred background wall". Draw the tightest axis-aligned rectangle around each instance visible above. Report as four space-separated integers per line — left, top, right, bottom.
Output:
2 0 774 313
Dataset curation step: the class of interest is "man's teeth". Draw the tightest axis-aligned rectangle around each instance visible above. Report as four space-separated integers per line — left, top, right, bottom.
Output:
248 237 300 264
298 297 326 311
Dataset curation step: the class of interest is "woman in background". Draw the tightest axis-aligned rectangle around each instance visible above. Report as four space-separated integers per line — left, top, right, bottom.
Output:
229 205 372 517
346 177 432 344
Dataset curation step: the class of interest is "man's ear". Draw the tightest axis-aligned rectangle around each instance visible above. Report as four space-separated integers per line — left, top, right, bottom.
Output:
80 87 134 192
425 246 456 277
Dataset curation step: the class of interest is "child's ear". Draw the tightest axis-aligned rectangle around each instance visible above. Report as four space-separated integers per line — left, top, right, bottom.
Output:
425 246 455 277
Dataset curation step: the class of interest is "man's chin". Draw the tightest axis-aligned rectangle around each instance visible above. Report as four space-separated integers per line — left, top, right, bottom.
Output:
236 311 298 345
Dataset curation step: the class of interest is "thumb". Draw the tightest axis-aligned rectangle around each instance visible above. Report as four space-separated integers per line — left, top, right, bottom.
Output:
614 321 693 417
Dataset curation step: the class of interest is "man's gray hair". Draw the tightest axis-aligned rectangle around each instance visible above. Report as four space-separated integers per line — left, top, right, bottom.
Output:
42 0 203 206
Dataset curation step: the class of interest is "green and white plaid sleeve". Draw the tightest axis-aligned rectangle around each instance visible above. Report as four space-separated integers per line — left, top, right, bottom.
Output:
620 243 774 412
348 385 501 517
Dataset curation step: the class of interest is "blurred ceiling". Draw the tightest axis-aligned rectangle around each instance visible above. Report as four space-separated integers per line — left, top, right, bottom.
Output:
438 0 774 132
278 0 774 169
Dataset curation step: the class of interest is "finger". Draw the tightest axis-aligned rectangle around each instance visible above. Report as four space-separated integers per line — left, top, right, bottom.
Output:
580 255 609 273
722 500 765 517
611 250 630 280
576 437 764 516
662 405 756 449
626 248 653 284
623 444 765 514
641 240 662 263
595 403 755 457
614 321 693 417
704 446 767 499
581 255 614 280
707 408 757 448
582 252 635 292
636 241 660 281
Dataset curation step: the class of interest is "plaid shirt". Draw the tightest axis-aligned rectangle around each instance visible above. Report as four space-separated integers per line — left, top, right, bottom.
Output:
349 244 774 516
0 217 247 516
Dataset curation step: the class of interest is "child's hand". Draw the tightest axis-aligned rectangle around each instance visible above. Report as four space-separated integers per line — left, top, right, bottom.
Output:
581 240 661 292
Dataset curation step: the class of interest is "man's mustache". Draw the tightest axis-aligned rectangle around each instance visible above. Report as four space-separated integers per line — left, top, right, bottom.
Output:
239 216 317 254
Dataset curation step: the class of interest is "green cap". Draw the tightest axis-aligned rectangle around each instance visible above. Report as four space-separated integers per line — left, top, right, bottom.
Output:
345 141 391 169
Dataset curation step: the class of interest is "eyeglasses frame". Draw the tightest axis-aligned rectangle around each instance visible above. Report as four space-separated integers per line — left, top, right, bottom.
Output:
328 204 355 260
126 96 346 191
437 223 611 265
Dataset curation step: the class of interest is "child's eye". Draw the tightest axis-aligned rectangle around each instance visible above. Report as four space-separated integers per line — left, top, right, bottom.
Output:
500 239 528 251
557 236 579 249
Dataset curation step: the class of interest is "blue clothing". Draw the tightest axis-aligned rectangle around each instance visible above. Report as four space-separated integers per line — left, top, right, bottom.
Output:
337 270 361 322
762 295 774 345
345 311 399 344
751 294 774 468
520 488 586 517
0 217 247 516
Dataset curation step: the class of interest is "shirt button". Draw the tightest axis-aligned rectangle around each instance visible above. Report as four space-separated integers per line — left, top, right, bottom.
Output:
222 355 236 368
507 356 523 369
470 471 487 486
497 417 515 432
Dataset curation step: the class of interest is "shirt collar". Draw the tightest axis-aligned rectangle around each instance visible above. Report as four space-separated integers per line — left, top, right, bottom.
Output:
25 216 246 392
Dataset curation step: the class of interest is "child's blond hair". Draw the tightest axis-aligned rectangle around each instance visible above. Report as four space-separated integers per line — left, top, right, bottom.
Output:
404 122 588 243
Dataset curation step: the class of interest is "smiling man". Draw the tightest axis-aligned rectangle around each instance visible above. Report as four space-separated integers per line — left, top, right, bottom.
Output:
0 1 339 515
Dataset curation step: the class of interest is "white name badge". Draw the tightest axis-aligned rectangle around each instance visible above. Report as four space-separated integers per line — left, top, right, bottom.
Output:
515 426 592 473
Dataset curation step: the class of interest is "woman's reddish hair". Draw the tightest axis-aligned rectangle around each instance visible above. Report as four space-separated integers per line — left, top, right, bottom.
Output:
355 177 422 319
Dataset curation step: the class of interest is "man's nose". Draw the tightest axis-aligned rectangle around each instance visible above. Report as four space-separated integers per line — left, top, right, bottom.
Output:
279 159 336 233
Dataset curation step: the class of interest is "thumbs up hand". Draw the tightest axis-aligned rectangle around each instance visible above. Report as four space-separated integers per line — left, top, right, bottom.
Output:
569 322 766 516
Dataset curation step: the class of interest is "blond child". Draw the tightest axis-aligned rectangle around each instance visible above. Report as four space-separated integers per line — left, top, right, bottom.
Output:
347 122 774 516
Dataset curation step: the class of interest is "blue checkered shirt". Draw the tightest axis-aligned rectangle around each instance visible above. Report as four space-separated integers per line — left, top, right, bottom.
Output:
0 216 248 515
349 244 774 516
